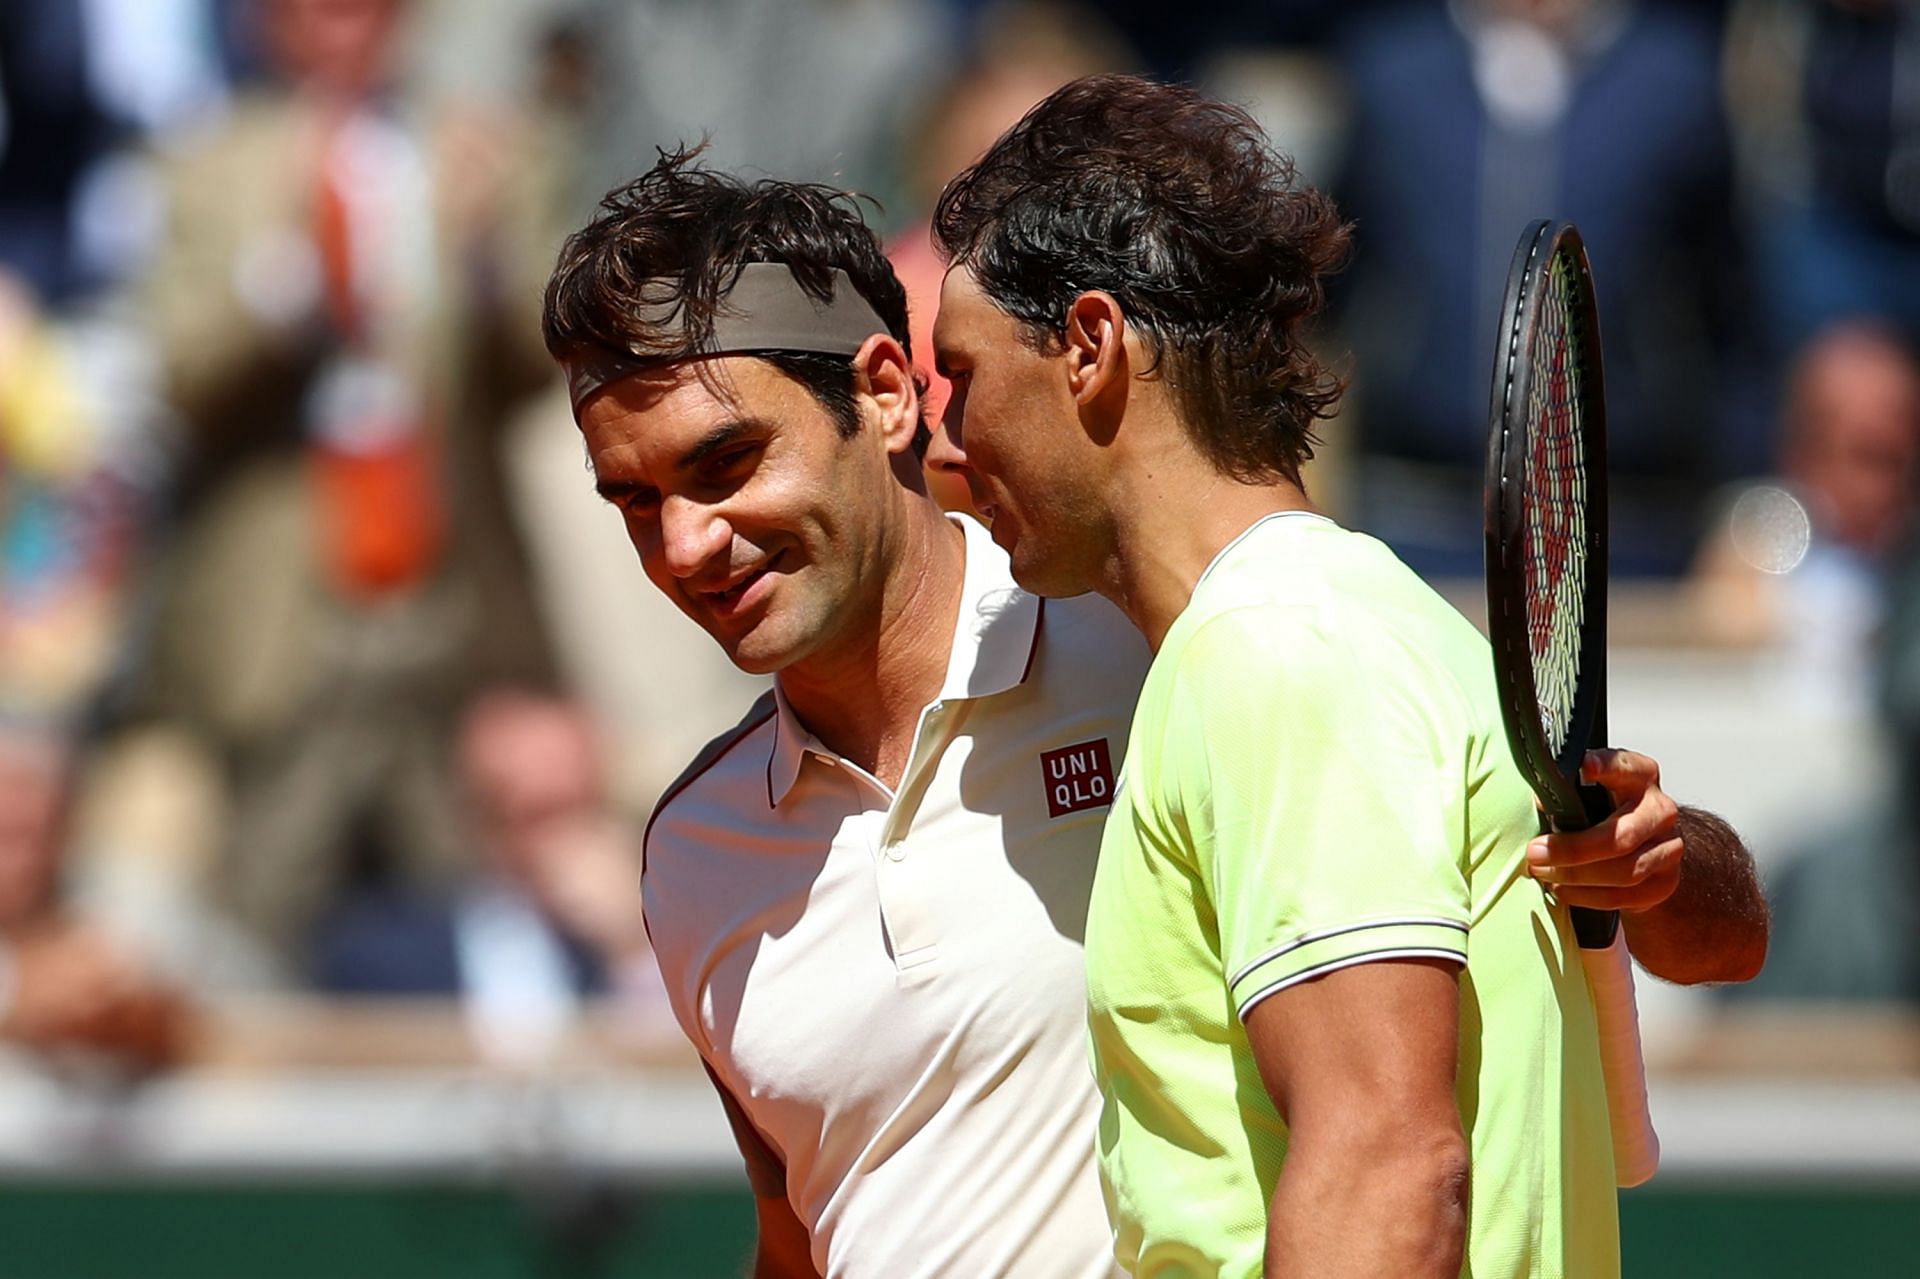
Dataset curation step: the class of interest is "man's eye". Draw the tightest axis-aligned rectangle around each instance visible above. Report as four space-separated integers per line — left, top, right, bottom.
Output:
704 446 759 480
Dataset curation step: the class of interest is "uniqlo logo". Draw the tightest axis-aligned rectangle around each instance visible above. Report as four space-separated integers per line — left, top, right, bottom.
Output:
1040 738 1115 818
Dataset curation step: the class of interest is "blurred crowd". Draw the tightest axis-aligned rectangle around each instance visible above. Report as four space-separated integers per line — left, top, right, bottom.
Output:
3 0 1919 1079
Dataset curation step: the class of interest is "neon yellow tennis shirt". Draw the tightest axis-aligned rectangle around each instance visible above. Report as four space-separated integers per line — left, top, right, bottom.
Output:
1085 512 1617 1278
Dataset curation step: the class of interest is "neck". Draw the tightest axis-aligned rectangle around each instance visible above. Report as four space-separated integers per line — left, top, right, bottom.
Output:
776 501 965 788
1095 446 1318 651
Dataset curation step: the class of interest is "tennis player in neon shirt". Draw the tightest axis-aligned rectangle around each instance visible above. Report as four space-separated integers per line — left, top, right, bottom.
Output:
927 74 1767 1278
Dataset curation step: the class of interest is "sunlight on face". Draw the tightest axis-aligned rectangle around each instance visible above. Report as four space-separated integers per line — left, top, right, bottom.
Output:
930 268 1103 598
577 357 901 674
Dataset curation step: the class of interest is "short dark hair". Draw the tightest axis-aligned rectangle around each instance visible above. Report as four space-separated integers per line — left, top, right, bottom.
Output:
543 146 927 454
933 74 1350 485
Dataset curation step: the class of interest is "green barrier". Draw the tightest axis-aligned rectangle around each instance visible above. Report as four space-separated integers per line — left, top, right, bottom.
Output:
1620 1182 1920 1276
0 1180 1914 1277
0 1181 755 1279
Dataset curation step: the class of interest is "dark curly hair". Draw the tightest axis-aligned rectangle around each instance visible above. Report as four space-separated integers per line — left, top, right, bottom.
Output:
543 145 927 454
932 74 1350 485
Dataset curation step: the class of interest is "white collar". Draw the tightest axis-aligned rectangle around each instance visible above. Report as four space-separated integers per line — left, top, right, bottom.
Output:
765 512 1043 806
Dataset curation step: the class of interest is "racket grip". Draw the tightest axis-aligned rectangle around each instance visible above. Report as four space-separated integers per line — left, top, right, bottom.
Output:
1572 780 1622 949
1582 930 1660 1188
1571 907 1620 949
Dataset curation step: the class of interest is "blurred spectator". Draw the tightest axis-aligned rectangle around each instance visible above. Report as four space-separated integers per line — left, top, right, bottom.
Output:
0 0 118 305
887 2 1133 508
1723 327 1920 1003
1728 0 1920 354
1331 0 1756 577
1732 534 1920 1004
573 0 953 218
1783 326 1920 562
313 690 666 1067
1691 323 1920 714
0 0 229 306
118 0 565 979
0 725 193 1073
0 270 157 723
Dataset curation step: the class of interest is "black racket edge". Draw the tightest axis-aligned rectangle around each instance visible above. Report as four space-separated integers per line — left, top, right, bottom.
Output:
1482 219 1618 950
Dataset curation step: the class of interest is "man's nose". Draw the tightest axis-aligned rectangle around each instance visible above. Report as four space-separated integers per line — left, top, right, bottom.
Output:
924 411 971 479
659 495 730 578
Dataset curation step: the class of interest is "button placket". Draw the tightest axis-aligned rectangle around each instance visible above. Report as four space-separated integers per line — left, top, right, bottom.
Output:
871 698 968 965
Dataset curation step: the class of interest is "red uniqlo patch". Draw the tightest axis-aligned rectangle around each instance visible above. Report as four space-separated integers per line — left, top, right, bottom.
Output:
1040 738 1115 818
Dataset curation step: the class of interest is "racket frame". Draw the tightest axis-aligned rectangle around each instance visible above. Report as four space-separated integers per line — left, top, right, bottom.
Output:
1483 220 1617 947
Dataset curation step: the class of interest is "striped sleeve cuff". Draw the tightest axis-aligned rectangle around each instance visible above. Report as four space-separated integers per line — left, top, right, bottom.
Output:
1231 918 1469 1021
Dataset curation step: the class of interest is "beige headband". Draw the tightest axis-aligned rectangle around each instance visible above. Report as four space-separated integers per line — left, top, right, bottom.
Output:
564 264 888 412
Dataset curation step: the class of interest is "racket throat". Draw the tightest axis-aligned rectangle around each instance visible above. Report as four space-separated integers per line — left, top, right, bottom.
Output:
1554 782 1622 950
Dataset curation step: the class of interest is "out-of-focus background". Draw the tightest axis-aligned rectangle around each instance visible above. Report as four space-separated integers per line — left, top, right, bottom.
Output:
1 0 1917 1274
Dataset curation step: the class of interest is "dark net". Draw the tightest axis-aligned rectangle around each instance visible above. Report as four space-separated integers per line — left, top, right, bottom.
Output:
1522 247 1588 757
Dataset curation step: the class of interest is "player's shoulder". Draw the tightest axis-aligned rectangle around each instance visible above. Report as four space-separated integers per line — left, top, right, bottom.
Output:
1170 526 1491 739
642 691 780 872
1187 519 1464 655
1158 559 1379 723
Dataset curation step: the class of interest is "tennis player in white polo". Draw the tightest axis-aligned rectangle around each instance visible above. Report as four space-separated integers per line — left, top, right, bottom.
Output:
543 143 1767 1279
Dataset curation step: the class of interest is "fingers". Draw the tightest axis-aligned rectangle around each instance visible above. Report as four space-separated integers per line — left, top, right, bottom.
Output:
1530 834 1685 913
1530 750 1679 869
1580 747 1660 797
1551 874 1683 914
1528 793 1679 869
1527 746 1688 913
1530 836 1684 888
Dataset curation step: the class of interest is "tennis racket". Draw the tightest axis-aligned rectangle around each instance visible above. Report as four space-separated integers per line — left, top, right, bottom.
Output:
1483 219 1658 1187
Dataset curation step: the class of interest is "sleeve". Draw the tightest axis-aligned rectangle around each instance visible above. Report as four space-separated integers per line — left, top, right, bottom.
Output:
1167 608 1472 1020
701 1061 790 1200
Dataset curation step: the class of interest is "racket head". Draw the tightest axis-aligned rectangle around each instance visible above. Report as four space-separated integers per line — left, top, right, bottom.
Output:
1484 220 1609 832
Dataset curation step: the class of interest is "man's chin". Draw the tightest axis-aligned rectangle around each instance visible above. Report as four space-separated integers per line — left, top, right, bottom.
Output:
1007 549 1093 600
712 620 809 676
722 642 790 677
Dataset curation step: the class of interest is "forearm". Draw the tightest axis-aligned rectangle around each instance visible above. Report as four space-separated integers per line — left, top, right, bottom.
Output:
1623 805 1769 985
1265 1136 1468 1279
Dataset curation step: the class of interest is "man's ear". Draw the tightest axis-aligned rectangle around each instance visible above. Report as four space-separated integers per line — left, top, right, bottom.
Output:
1065 290 1129 428
853 333 921 457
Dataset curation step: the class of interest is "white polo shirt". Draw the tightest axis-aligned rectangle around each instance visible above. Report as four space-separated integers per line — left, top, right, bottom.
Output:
643 513 1149 1279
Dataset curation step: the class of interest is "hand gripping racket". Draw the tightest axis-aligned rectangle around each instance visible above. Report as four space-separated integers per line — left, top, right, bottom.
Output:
1483 220 1658 1188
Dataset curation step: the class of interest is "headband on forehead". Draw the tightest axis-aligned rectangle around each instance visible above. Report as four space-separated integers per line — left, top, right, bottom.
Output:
564 263 889 412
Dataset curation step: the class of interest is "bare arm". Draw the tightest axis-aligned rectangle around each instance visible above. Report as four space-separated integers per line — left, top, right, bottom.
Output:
1246 959 1470 1279
700 1064 821 1278
749 1193 819 1279
1527 750 1769 984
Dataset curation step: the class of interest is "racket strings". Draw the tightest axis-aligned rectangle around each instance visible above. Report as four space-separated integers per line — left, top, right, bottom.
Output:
1522 249 1589 757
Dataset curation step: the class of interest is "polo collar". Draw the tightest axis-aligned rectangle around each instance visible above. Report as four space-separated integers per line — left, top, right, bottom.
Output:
764 513 1044 807
1196 510 1336 587
764 682 821 808
939 511 1044 701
